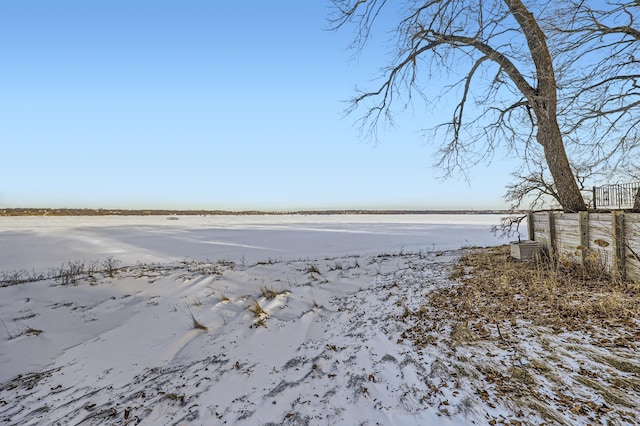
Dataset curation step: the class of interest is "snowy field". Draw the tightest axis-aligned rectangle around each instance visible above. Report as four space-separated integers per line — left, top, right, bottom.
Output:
2 214 638 425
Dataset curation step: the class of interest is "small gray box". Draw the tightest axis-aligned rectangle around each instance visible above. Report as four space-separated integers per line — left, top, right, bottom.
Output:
510 240 541 260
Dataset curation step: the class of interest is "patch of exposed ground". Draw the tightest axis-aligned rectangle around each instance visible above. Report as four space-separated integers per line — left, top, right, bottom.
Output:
402 245 640 425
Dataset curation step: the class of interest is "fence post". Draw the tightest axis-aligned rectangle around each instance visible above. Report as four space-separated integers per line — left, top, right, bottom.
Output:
612 211 627 280
547 212 556 259
592 186 597 209
527 211 535 241
579 211 589 264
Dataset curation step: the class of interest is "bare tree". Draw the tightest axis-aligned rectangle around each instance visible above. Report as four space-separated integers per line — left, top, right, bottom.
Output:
556 1 640 184
501 1 640 211
330 0 639 212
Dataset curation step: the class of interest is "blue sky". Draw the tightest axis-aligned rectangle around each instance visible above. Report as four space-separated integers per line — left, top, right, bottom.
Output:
0 1 517 211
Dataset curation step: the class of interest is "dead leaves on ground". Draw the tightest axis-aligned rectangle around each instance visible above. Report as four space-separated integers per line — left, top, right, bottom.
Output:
400 245 640 425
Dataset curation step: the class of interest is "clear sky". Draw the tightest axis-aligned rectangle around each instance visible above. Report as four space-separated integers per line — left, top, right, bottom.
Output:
0 1 518 211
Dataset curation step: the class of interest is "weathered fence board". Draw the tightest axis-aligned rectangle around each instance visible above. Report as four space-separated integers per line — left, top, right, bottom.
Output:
588 213 615 266
529 211 640 282
626 214 640 281
555 213 581 261
532 214 551 249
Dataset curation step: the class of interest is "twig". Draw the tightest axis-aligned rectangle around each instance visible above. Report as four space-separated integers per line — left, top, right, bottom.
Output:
625 242 640 263
495 321 507 342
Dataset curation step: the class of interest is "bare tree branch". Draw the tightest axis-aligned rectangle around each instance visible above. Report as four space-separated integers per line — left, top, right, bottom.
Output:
330 0 640 212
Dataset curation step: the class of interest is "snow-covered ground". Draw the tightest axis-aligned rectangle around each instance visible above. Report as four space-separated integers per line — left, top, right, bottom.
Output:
1 215 637 425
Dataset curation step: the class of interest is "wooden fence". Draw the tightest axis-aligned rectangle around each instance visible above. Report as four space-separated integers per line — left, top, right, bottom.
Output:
527 211 640 282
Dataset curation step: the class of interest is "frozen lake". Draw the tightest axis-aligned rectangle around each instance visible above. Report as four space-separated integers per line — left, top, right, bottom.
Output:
0 214 510 272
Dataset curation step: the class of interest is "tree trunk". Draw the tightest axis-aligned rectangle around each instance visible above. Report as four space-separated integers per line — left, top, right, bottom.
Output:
537 119 588 212
505 0 587 212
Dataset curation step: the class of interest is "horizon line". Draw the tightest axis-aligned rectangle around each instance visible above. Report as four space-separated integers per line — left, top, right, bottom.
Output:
0 207 524 217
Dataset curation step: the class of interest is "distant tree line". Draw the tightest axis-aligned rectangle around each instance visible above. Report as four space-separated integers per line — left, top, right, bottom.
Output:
0 208 521 217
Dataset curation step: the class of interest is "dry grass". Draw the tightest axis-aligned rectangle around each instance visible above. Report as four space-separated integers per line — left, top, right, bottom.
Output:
259 286 278 299
248 299 266 316
248 299 268 327
259 286 288 300
400 244 640 423
24 327 43 337
191 316 207 331
416 245 640 333
189 312 207 331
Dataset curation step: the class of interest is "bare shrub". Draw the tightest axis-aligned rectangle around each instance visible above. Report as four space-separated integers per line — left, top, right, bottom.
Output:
1 269 47 286
55 260 86 285
102 256 121 278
